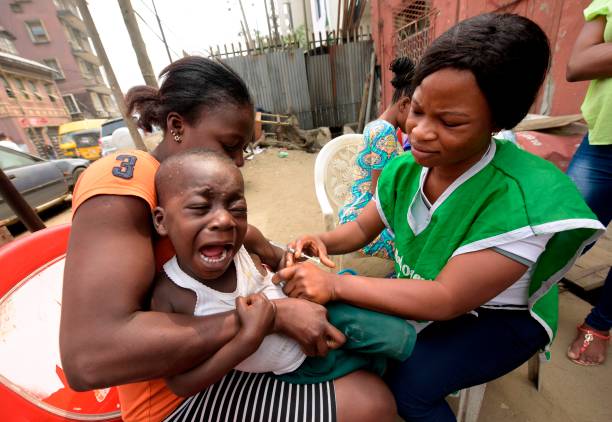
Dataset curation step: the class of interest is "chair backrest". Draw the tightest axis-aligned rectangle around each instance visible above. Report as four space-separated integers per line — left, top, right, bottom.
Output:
0 224 121 421
314 134 364 225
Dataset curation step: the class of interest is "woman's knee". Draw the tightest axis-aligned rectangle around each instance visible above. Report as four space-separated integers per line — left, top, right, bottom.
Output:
335 370 397 422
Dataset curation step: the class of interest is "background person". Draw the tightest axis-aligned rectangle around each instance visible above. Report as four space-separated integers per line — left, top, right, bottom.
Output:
565 0 612 366
60 56 394 422
338 57 415 259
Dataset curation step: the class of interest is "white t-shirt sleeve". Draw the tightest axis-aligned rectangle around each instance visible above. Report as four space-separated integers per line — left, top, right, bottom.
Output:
494 233 553 265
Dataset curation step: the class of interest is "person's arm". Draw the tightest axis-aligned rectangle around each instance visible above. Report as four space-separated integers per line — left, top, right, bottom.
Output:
369 170 382 195
243 224 285 270
166 294 275 397
61 195 344 391
275 248 527 321
285 201 385 267
567 17 612 81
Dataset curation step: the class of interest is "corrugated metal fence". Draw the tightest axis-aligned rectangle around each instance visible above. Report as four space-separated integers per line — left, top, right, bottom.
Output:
221 40 373 129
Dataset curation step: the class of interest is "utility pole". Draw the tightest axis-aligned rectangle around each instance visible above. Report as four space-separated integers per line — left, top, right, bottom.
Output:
302 0 310 50
0 169 45 232
151 0 173 63
263 0 274 46
237 0 254 49
76 0 146 151
117 0 158 88
269 0 280 43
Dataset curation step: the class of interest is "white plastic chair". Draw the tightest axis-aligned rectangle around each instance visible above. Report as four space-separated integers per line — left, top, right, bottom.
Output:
314 134 362 268
313 134 395 275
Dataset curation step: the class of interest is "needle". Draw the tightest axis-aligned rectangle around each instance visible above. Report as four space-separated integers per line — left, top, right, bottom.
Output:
286 246 321 265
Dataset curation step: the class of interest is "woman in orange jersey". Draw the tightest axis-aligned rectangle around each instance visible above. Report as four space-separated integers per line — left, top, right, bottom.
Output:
60 56 394 422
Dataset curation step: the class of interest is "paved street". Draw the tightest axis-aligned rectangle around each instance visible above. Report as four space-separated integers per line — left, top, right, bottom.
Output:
8 199 71 239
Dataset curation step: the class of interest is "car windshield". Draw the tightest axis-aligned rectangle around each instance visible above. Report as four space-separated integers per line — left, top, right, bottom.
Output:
101 119 125 137
60 134 74 145
73 132 99 148
0 148 38 170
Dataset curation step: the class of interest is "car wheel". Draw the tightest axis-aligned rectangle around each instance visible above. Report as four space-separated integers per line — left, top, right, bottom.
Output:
72 167 86 189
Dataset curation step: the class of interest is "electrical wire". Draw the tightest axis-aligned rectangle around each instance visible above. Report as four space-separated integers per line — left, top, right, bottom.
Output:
134 0 183 54
133 10 180 58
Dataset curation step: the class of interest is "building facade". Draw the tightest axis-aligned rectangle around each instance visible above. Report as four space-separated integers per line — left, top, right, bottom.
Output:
0 0 118 122
371 0 590 117
276 1 371 38
0 30 70 156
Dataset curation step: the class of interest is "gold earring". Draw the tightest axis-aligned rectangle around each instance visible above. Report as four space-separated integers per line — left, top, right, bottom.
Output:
170 129 182 143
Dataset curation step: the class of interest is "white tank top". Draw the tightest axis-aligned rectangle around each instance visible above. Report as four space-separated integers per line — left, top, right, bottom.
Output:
163 247 306 375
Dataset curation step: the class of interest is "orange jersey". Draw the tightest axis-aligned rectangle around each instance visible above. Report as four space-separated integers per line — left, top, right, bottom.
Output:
72 150 181 422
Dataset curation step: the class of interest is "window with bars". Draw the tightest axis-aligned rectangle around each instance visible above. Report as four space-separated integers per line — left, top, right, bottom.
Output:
0 75 15 99
45 84 57 102
0 35 18 55
77 58 92 79
393 0 430 31
13 78 29 100
90 91 104 112
101 94 116 112
25 20 50 43
62 94 80 114
42 58 65 80
10 3 23 13
28 80 43 101
393 0 436 63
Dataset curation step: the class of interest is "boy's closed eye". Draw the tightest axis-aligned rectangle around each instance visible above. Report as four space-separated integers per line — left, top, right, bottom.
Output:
186 202 211 213
229 204 248 217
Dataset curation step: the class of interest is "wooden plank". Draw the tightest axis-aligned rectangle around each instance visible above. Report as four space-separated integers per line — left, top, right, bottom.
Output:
0 225 13 246
513 114 584 132
565 224 612 291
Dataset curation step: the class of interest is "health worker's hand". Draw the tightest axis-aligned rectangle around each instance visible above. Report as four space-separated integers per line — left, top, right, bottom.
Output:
285 235 335 268
273 297 345 356
235 293 275 347
273 262 339 305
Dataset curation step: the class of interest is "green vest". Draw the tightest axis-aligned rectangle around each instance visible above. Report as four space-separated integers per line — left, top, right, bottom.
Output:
376 139 605 343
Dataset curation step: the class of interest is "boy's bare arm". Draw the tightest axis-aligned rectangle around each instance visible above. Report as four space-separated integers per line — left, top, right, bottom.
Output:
165 330 259 397
165 294 275 397
243 224 285 270
150 273 177 313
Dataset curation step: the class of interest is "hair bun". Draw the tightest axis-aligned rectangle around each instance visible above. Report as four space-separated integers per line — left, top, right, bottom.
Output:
390 57 416 89
125 85 161 132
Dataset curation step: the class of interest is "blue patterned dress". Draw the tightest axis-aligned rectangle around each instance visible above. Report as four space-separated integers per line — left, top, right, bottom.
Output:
338 120 399 259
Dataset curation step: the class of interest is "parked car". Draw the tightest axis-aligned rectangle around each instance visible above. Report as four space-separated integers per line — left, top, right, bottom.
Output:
100 117 146 156
0 146 89 226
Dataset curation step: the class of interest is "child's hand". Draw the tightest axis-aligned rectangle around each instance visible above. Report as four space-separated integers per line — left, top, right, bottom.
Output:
286 235 335 268
235 293 276 347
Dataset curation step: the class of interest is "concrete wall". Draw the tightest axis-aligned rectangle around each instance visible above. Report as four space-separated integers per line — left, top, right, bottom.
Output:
371 0 590 117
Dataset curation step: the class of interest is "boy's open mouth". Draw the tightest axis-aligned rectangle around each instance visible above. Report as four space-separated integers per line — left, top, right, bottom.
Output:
199 244 233 265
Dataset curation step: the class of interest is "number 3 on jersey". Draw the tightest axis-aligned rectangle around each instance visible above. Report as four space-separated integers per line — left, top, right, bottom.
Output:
112 155 137 179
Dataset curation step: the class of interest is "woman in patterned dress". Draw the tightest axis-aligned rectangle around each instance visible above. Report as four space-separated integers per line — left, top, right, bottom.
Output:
338 57 415 259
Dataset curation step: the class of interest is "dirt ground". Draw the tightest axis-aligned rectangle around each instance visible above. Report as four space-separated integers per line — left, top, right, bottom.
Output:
242 149 325 243
22 147 612 421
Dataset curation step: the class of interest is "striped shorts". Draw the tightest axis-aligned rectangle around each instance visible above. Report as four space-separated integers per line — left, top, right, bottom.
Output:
163 370 336 422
